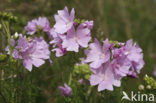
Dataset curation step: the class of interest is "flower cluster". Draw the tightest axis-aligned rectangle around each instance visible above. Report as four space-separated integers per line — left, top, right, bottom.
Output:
84 39 145 91
49 7 93 56
25 17 50 35
6 33 50 71
24 7 93 57
14 6 93 72
5 6 145 96
144 75 156 89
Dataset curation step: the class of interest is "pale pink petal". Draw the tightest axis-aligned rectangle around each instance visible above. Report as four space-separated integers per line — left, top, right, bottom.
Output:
23 59 33 71
32 58 45 67
90 75 103 86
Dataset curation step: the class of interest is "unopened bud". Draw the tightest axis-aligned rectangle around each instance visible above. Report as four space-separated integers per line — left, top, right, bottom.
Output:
138 84 144 90
13 32 19 40
146 85 151 89
145 74 148 78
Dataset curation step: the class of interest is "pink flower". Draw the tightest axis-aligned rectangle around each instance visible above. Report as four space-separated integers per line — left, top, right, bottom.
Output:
52 45 66 57
85 38 111 68
54 7 75 34
25 17 50 35
8 35 50 71
22 37 50 71
62 26 91 52
58 83 72 97
49 28 66 47
112 39 144 77
90 62 121 91
80 20 94 29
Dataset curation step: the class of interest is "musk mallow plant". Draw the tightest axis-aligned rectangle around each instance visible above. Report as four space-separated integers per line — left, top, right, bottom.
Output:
0 6 145 103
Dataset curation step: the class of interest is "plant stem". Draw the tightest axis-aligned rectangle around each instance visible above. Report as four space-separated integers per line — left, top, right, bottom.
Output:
1 20 15 103
10 63 15 103
29 73 32 103
68 73 72 85
1 20 13 60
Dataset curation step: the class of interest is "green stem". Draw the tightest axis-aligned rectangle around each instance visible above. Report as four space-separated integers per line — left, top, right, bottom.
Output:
68 73 72 85
1 20 15 103
1 20 12 60
11 63 15 103
28 71 33 103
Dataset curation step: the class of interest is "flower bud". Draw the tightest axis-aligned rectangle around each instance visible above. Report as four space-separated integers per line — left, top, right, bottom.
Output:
13 32 19 40
0 12 18 23
146 85 151 89
145 74 149 78
138 84 144 91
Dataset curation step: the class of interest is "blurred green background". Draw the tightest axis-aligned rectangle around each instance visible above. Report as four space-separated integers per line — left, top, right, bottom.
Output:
0 0 156 102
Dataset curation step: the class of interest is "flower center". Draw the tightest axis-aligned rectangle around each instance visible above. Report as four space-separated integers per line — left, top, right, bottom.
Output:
100 53 105 59
125 50 130 55
66 22 72 28
102 73 107 81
